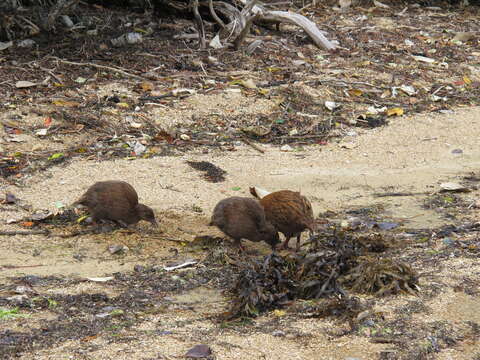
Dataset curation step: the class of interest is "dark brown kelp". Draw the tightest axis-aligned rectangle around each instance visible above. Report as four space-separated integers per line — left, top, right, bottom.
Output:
227 227 419 318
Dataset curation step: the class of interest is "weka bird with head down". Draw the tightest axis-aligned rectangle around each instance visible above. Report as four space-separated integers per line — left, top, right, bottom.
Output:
74 180 157 227
250 188 315 251
210 196 280 250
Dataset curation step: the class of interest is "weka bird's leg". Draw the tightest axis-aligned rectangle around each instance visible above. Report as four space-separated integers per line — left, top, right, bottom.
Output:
295 233 302 251
281 236 292 250
234 238 246 252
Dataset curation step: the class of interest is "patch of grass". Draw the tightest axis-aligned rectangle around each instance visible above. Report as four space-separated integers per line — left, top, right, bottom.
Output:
0 307 29 320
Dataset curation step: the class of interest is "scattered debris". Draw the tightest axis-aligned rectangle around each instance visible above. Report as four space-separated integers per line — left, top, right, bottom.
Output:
164 259 198 271
186 161 227 183
185 344 213 359
439 182 470 193
86 277 114 282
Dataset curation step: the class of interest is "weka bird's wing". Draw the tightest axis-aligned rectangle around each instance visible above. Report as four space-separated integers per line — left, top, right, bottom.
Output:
116 181 139 207
246 199 268 230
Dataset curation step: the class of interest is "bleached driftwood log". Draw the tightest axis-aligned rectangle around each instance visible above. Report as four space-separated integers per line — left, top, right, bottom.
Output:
245 0 335 50
262 10 336 50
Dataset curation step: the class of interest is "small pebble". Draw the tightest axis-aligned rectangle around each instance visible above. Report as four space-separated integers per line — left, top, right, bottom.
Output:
442 237 455 246
134 264 146 272
108 244 125 254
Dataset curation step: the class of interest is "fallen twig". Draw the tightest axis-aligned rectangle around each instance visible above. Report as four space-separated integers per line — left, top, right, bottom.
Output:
50 57 148 80
209 0 226 29
148 235 189 244
1 264 45 269
373 192 428 198
241 137 265 153
0 229 50 236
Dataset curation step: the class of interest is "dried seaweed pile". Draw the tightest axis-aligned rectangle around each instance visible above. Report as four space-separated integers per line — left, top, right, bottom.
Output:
341 257 419 296
228 228 419 318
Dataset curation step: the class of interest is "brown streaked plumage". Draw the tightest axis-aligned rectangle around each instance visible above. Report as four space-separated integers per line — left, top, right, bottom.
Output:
251 188 315 250
210 196 280 250
74 180 157 227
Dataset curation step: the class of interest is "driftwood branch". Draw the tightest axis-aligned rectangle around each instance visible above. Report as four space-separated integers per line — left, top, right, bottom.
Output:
191 0 206 48
234 13 259 50
209 0 226 29
262 10 336 51
236 0 336 51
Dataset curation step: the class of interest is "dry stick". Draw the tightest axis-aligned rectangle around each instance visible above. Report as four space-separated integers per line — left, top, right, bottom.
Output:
0 230 50 236
1 264 45 269
241 137 265 153
148 235 189 244
241 0 259 15
17 15 41 34
209 0 226 29
191 0 206 49
373 192 428 198
51 57 147 80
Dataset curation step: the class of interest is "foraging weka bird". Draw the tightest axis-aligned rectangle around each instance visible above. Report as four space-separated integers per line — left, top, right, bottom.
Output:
210 197 280 250
74 180 157 227
250 188 315 251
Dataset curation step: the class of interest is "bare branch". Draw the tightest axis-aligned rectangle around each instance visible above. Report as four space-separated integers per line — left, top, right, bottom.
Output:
191 0 206 49
209 0 226 29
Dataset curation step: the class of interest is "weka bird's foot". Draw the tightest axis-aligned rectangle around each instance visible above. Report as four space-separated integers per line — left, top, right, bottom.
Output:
280 238 291 250
235 240 246 253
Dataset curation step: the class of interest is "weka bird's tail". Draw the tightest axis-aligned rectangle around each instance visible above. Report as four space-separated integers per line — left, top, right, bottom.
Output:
249 186 271 199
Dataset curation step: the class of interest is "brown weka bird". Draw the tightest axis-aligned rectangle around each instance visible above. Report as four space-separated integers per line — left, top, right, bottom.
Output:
250 188 315 251
210 196 280 251
74 180 157 227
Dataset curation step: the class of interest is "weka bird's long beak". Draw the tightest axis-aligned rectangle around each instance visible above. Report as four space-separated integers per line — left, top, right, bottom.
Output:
150 219 159 227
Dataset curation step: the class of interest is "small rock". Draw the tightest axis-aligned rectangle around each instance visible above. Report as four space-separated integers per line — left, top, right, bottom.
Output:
207 56 218 65
185 344 212 359
180 134 190 141
339 142 357 149
108 244 125 254
362 319 375 327
377 222 399 230
15 286 32 294
17 39 36 48
451 148 463 154
5 192 18 204
272 330 285 337
60 15 74 28
280 144 293 152
325 101 339 111
442 237 455 246
440 182 469 192
7 295 28 304
134 264 146 272
96 312 110 319
22 275 41 285
209 34 222 49
100 306 116 312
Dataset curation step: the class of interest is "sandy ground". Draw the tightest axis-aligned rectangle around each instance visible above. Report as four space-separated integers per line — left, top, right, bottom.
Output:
1 106 480 359
2 106 480 277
